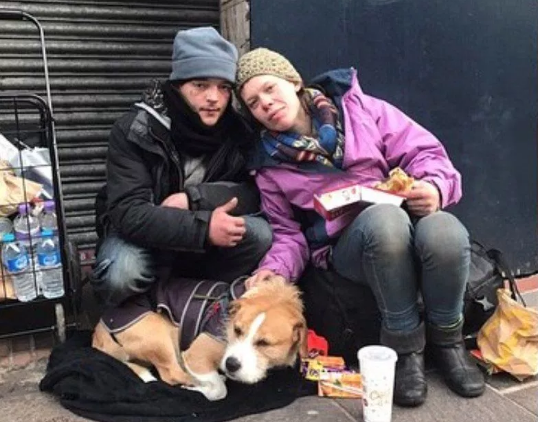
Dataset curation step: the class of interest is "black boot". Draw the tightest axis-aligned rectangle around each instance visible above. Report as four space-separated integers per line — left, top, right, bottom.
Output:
381 322 427 407
428 320 485 398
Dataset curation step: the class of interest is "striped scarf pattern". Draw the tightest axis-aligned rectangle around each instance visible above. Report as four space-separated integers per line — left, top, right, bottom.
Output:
261 88 344 168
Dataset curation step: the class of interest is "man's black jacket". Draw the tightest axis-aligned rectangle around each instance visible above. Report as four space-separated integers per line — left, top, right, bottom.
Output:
96 96 260 254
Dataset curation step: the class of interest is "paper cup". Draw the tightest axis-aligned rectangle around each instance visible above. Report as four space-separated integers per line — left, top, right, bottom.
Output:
358 345 398 422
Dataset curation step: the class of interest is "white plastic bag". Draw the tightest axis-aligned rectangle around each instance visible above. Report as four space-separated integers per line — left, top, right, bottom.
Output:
0 133 53 199
0 132 18 162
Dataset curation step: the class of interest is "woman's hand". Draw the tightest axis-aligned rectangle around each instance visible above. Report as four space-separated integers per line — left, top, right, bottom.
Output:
406 181 440 216
245 269 286 290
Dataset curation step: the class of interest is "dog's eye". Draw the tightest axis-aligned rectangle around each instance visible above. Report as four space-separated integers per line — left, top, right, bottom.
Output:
255 338 270 347
234 326 243 336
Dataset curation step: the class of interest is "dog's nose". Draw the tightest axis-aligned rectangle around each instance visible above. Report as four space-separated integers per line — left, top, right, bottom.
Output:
225 356 241 373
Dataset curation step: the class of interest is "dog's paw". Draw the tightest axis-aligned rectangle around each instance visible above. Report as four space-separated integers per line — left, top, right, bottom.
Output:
138 368 158 383
182 371 227 401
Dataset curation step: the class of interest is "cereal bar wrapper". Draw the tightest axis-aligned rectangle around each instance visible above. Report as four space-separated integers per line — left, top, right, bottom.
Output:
302 356 346 381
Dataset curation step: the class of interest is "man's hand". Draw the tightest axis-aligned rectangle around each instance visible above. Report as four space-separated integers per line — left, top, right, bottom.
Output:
208 197 246 247
162 193 189 209
245 269 286 290
406 181 440 216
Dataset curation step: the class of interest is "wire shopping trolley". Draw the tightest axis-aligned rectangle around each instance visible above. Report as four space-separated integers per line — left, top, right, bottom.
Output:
0 10 81 341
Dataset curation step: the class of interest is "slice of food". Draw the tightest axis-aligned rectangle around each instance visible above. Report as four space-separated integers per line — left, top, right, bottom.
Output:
374 167 414 194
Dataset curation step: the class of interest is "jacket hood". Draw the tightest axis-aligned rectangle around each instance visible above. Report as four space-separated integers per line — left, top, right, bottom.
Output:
123 80 172 157
140 79 169 118
309 67 357 105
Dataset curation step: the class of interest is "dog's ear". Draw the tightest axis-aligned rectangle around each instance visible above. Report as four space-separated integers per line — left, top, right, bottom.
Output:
228 299 242 319
293 321 309 358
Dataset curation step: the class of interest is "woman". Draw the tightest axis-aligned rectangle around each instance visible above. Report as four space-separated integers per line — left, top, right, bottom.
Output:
237 48 484 407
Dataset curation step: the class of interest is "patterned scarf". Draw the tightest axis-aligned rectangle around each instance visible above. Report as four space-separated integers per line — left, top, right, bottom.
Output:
261 88 344 168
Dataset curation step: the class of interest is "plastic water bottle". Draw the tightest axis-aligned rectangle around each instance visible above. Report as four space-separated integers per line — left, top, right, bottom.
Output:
12 203 41 292
36 229 64 299
0 217 13 237
39 200 58 234
1 233 38 302
13 203 40 252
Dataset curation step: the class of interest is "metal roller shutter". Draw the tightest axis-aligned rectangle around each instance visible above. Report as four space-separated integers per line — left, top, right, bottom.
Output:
0 0 220 264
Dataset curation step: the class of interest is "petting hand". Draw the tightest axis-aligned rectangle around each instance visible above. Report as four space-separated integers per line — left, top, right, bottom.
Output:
208 197 246 248
161 193 189 209
405 180 440 216
245 269 286 290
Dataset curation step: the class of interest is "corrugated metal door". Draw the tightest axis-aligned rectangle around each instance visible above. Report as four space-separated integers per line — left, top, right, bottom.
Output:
0 0 220 264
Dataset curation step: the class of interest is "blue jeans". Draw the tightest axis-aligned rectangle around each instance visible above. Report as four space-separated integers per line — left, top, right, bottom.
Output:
90 216 272 306
331 204 470 331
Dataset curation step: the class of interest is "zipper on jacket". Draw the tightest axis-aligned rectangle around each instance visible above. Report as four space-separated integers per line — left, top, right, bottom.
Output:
146 126 207 254
149 126 184 190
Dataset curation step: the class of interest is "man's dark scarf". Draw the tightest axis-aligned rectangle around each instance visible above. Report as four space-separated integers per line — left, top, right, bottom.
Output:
162 81 252 182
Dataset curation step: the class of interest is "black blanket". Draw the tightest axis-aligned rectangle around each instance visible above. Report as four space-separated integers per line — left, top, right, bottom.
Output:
39 331 316 422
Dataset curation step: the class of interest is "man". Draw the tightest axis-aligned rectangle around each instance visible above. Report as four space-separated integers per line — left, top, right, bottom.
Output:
91 27 272 307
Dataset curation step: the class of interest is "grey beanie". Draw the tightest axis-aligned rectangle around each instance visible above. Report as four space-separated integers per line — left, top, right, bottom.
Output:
169 27 238 83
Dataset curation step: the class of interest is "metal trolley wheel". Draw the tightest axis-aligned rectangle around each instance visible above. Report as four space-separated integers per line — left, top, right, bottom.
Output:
55 303 66 343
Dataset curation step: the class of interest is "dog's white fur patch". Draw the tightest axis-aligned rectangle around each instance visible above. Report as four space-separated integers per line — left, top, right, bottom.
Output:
222 312 267 384
138 368 157 383
183 361 227 401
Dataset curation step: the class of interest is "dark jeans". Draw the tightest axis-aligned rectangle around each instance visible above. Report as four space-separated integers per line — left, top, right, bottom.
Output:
331 204 470 331
90 216 272 307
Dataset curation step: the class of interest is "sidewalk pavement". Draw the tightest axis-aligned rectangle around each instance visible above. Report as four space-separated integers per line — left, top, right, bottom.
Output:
0 286 536 422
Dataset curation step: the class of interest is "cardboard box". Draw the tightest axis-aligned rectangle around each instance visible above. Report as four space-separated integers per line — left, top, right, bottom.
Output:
302 355 363 398
313 183 405 220
318 371 363 398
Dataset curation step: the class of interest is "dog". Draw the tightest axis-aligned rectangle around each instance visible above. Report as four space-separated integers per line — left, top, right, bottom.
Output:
92 277 307 401
222 278 308 383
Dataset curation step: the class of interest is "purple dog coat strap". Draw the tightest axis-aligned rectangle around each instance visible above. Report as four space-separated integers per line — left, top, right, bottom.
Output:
199 276 247 344
230 276 247 300
181 280 229 350
100 294 153 334
156 278 229 350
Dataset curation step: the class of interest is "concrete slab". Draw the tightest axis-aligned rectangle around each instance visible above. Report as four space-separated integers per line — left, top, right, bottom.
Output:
335 371 537 422
502 381 538 416
1 358 537 422
0 360 86 422
234 397 356 422
0 392 89 422
486 372 537 390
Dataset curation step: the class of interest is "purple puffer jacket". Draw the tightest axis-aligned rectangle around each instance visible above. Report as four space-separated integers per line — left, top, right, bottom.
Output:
251 68 462 282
